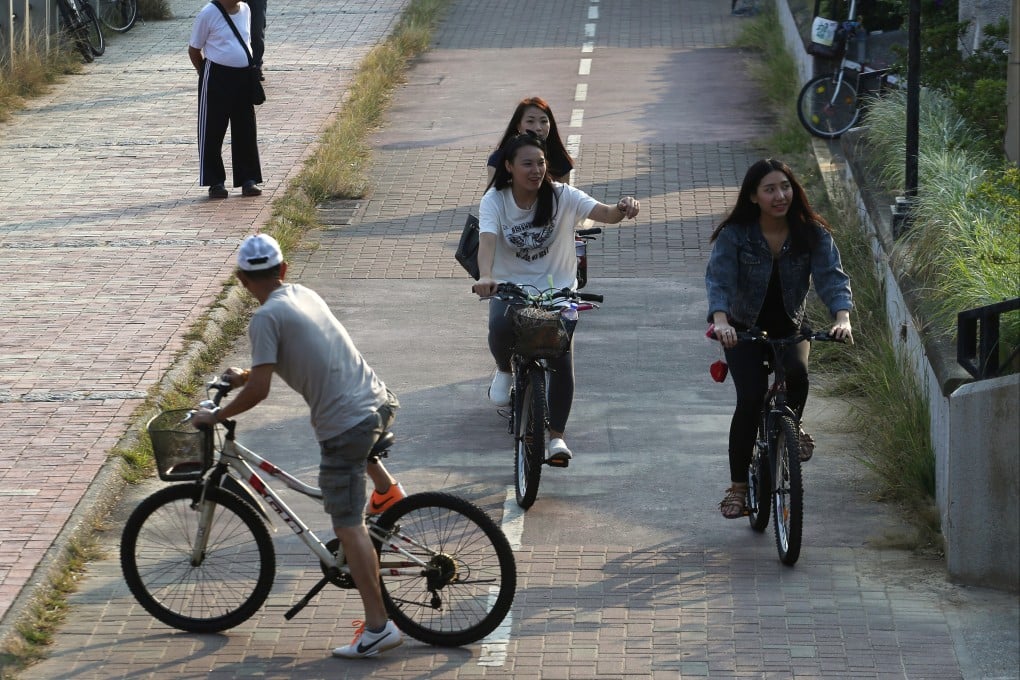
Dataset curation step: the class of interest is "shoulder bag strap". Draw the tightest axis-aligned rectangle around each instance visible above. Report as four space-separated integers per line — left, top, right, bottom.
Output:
210 1 254 66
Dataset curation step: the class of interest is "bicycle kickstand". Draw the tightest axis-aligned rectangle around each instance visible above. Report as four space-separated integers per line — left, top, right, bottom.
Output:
284 572 335 620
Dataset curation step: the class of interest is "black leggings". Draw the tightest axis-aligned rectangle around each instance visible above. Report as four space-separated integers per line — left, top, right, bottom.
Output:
724 339 810 484
488 299 574 434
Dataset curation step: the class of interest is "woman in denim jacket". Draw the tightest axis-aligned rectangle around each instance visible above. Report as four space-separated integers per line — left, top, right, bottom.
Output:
705 159 853 519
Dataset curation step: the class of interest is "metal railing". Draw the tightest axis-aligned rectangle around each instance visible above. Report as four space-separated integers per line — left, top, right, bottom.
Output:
1 1 59 63
957 297 1020 380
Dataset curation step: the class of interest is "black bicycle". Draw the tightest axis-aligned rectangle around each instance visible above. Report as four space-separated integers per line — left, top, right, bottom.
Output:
56 0 104 62
714 327 847 565
120 379 516 644
488 283 602 509
90 0 138 32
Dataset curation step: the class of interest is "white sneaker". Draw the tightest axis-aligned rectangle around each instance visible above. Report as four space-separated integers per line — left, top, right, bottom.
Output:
332 620 402 659
547 438 572 466
488 370 512 406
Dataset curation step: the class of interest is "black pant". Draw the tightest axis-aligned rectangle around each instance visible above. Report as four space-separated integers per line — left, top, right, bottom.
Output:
723 339 810 484
197 61 262 188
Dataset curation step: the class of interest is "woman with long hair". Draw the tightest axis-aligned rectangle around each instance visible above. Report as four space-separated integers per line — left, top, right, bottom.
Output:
486 96 574 184
706 158 853 519
472 133 639 464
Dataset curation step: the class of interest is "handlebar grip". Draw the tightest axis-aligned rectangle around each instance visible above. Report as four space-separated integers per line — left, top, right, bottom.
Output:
576 227 602 236
578 293 603 303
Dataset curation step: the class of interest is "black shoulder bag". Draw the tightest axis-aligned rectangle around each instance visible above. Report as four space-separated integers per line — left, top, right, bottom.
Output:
211 1 266 105
455 214 480 280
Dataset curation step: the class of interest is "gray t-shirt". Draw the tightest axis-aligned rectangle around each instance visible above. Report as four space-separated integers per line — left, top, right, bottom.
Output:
249 283 387 442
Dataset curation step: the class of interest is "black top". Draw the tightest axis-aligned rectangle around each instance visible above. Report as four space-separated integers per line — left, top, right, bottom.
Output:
756 260 797 337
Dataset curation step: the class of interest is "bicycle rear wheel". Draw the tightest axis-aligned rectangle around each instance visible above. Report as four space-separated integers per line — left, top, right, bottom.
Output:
374 492 517 646
772 416 804 565
747 436 771 532
120 484 276 633
80 2 105 57
797 73 860 139
93 0 137 32
514 367 547 509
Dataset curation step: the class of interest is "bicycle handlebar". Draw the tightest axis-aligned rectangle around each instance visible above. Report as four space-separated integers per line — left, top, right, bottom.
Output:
708 326 847 347
491 282 603 305
576 227 602 237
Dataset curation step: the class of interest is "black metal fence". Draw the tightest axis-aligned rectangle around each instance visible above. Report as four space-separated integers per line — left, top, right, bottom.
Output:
958 297 1020 380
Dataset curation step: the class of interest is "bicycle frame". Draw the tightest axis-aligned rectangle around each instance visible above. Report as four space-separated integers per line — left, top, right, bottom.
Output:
195 433 433 580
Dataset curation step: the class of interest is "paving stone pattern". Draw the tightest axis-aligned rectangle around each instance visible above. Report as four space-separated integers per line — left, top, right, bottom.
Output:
2 0 1016 679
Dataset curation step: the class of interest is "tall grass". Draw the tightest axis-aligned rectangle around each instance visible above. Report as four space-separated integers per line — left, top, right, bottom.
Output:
300 0 453 201
733 2 812 155
808 189 936 512
861 90 1020 351
0 34 82 122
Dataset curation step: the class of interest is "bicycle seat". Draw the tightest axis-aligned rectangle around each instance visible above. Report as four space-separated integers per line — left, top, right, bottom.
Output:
371 432 395 457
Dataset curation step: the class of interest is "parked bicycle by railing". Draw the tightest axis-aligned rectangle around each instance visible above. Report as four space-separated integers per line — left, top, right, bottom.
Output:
709 326 849 565
485 283 603 509
120 379 517 645
90 0 138 32
798 0 890 139
56 0 104 62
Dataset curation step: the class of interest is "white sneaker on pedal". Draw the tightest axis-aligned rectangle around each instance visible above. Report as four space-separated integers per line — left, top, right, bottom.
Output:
547 438 573 465
488 370 512 406
332 620 402 659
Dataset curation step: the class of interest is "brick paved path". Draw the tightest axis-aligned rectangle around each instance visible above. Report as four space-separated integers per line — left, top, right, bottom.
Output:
0 0 408 634
3 0 1017 679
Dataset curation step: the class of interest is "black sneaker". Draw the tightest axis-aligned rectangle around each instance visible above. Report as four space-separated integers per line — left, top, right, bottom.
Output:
208 184 228 199
242 181 262 197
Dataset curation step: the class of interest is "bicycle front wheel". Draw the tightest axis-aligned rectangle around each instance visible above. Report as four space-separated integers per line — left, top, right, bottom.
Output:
80 2 105 57
120 484 276 633
93 0 137 32
772 416 804 565
374 492 517 647
514 367 547 509
797 73 860 139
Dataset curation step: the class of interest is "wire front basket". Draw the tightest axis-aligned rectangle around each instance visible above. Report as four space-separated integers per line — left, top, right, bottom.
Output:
509 306 574 359
147 409 213 481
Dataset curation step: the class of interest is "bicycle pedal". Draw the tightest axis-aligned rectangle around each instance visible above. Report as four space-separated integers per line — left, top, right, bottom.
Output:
545 456 570 468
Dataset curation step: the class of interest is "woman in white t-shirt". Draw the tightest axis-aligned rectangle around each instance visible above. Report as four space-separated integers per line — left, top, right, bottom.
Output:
471 133 639 463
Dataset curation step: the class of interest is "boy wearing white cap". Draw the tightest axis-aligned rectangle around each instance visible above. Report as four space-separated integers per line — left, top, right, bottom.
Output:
193 233 405 658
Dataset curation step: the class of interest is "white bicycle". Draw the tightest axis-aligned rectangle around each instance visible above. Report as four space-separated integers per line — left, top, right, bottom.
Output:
120 379 516 646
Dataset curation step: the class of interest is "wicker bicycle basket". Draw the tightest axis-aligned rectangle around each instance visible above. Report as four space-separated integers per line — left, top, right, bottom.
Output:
509 306 573 359
147 409 213 482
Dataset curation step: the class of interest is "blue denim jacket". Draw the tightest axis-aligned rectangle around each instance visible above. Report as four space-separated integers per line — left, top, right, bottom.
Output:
705 222 852 328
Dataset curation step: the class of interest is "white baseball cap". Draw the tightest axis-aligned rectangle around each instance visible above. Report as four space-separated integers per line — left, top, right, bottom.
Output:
237 233 283 271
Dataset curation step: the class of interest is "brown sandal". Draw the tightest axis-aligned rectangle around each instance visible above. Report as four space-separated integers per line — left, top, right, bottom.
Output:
719 484 749 519
799 428 815 462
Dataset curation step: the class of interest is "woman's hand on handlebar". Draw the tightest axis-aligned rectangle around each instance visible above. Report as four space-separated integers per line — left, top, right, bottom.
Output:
472 277 498 298
711 313 739 349
829 312 853 344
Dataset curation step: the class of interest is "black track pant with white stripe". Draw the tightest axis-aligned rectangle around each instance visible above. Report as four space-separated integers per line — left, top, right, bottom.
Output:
197 61 263 188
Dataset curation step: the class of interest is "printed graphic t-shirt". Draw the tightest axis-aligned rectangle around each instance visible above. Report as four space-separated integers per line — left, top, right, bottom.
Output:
479 183 598 291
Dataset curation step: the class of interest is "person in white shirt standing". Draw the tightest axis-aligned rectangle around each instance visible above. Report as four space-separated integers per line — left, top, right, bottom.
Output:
188 0 263 199
471 133 639 464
